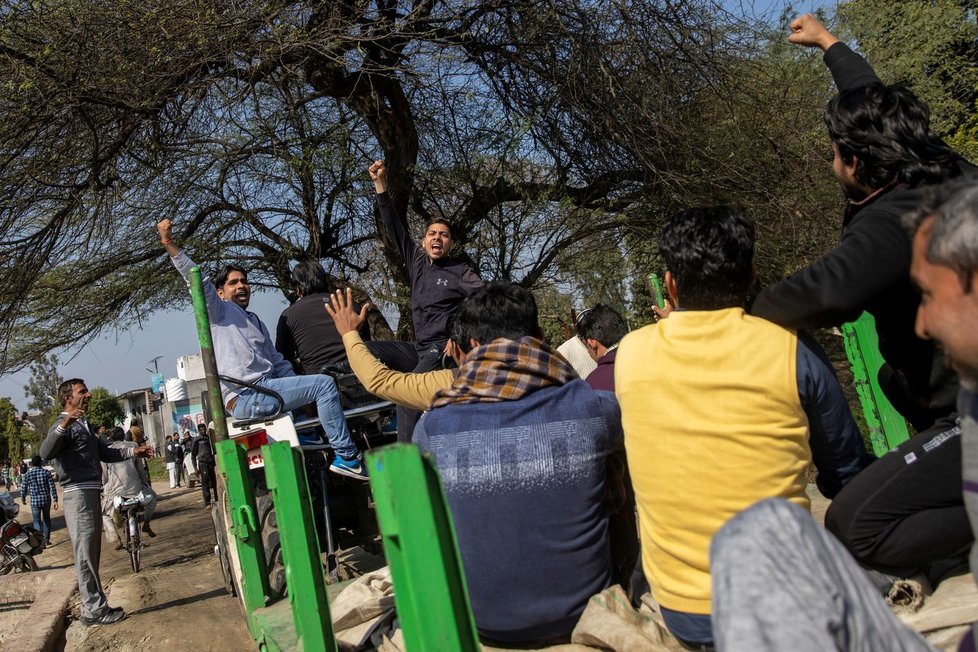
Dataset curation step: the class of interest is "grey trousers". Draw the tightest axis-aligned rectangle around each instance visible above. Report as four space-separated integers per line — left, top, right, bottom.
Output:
63 489 110 619
710 498 935 652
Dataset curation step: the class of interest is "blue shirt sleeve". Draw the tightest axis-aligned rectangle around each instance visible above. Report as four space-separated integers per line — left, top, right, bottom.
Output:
797 333 876 498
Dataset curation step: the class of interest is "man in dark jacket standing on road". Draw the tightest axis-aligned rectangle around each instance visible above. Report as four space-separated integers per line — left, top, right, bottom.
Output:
752 14 975 581
40 379 154 627
192 423 216 507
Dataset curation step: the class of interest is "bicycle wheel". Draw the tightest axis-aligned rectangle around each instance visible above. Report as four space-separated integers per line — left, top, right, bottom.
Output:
128 515 141 573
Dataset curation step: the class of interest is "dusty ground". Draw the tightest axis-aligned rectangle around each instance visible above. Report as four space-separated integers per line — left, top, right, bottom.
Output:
20 480 252 651
7 481 970 651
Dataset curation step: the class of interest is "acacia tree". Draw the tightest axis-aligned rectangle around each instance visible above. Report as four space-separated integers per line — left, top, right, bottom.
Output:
0 0 853 369
22 354 63 427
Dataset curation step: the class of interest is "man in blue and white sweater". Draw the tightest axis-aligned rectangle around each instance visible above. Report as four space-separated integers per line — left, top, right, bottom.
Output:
413 282 636 647
157 218 365 479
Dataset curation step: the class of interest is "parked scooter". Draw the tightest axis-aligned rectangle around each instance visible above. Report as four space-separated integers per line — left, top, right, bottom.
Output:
0 492 43 574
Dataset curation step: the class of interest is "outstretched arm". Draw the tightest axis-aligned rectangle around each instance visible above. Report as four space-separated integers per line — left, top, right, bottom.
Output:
157 219 181 258
157 219 225 321
326 288 453 411
789 13 880 91
370 160 419 264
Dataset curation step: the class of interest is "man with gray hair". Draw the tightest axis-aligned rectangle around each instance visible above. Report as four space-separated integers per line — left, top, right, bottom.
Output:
40 379 154 627
709 179 978 651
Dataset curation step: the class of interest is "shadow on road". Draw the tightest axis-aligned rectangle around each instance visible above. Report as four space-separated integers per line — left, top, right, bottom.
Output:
128 587 227 616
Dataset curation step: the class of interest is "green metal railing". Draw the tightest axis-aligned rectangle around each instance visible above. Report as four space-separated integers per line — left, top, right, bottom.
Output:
190 266 479 651
216 439 338 651
842 312 911 456
366 444 479 651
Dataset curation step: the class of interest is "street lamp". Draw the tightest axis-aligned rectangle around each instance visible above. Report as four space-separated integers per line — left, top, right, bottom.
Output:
147 355 164 375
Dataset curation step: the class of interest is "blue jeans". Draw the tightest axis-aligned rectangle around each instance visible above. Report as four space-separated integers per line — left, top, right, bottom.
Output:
31 504 52 542
232 374 359 460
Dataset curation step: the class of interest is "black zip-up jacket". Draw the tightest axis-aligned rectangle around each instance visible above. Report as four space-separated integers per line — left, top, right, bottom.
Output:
40 416 132 491
376 192 483 348
276 292 371 375
752 43 975 429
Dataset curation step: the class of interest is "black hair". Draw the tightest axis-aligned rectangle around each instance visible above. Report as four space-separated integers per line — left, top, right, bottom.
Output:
576 304 628 348
215 264 248 289
825 83 958 189
291 259 331 296
31 455 42 467
57 378 85 407
425 217 454 236
110 427 126 442
455 281 541 344
658 206 755 310
197 422 208 431
447 310 474 355
129 419 139 427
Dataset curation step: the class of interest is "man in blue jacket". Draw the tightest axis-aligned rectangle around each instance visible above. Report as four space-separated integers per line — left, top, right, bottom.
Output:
413 282 636 646
40 379 154 626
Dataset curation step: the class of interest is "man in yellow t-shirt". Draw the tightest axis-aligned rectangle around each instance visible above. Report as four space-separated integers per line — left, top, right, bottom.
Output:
616 206 873 648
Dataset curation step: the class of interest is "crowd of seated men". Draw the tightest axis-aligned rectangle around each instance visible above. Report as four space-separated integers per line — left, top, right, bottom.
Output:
161 11 978 651
316 14 975 651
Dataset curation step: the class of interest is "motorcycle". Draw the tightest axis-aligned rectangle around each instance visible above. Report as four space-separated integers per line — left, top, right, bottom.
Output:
0 492 43 574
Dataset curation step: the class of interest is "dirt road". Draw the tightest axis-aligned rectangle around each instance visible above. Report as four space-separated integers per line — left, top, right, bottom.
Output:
32 480 252 651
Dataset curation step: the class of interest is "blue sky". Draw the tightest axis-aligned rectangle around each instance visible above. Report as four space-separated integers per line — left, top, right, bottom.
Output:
0 0 837 412
0 290 290 412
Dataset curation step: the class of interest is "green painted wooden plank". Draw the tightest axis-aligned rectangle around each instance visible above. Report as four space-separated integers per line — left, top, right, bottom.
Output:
264 442 337 652
842 312 911 456
367 444 479 651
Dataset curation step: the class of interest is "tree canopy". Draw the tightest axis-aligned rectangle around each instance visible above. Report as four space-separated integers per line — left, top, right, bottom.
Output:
87 387 126 430
0 0 972 368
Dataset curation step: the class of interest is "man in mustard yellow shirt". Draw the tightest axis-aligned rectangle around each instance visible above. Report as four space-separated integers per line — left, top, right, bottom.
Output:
616 206 873 648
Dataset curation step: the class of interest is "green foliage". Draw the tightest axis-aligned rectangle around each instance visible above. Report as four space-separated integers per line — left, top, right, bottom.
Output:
22 354 62 427
533 285 576 347
0 397 25 462
948 99 978 161
836 0 978 160
148 457 168 481
86 387 125 430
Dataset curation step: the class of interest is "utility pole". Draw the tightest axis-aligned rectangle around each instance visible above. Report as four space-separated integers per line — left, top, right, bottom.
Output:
146 355 166 453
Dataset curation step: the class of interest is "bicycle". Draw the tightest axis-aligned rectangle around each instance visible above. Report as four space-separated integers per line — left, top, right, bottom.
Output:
112 492 152 573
